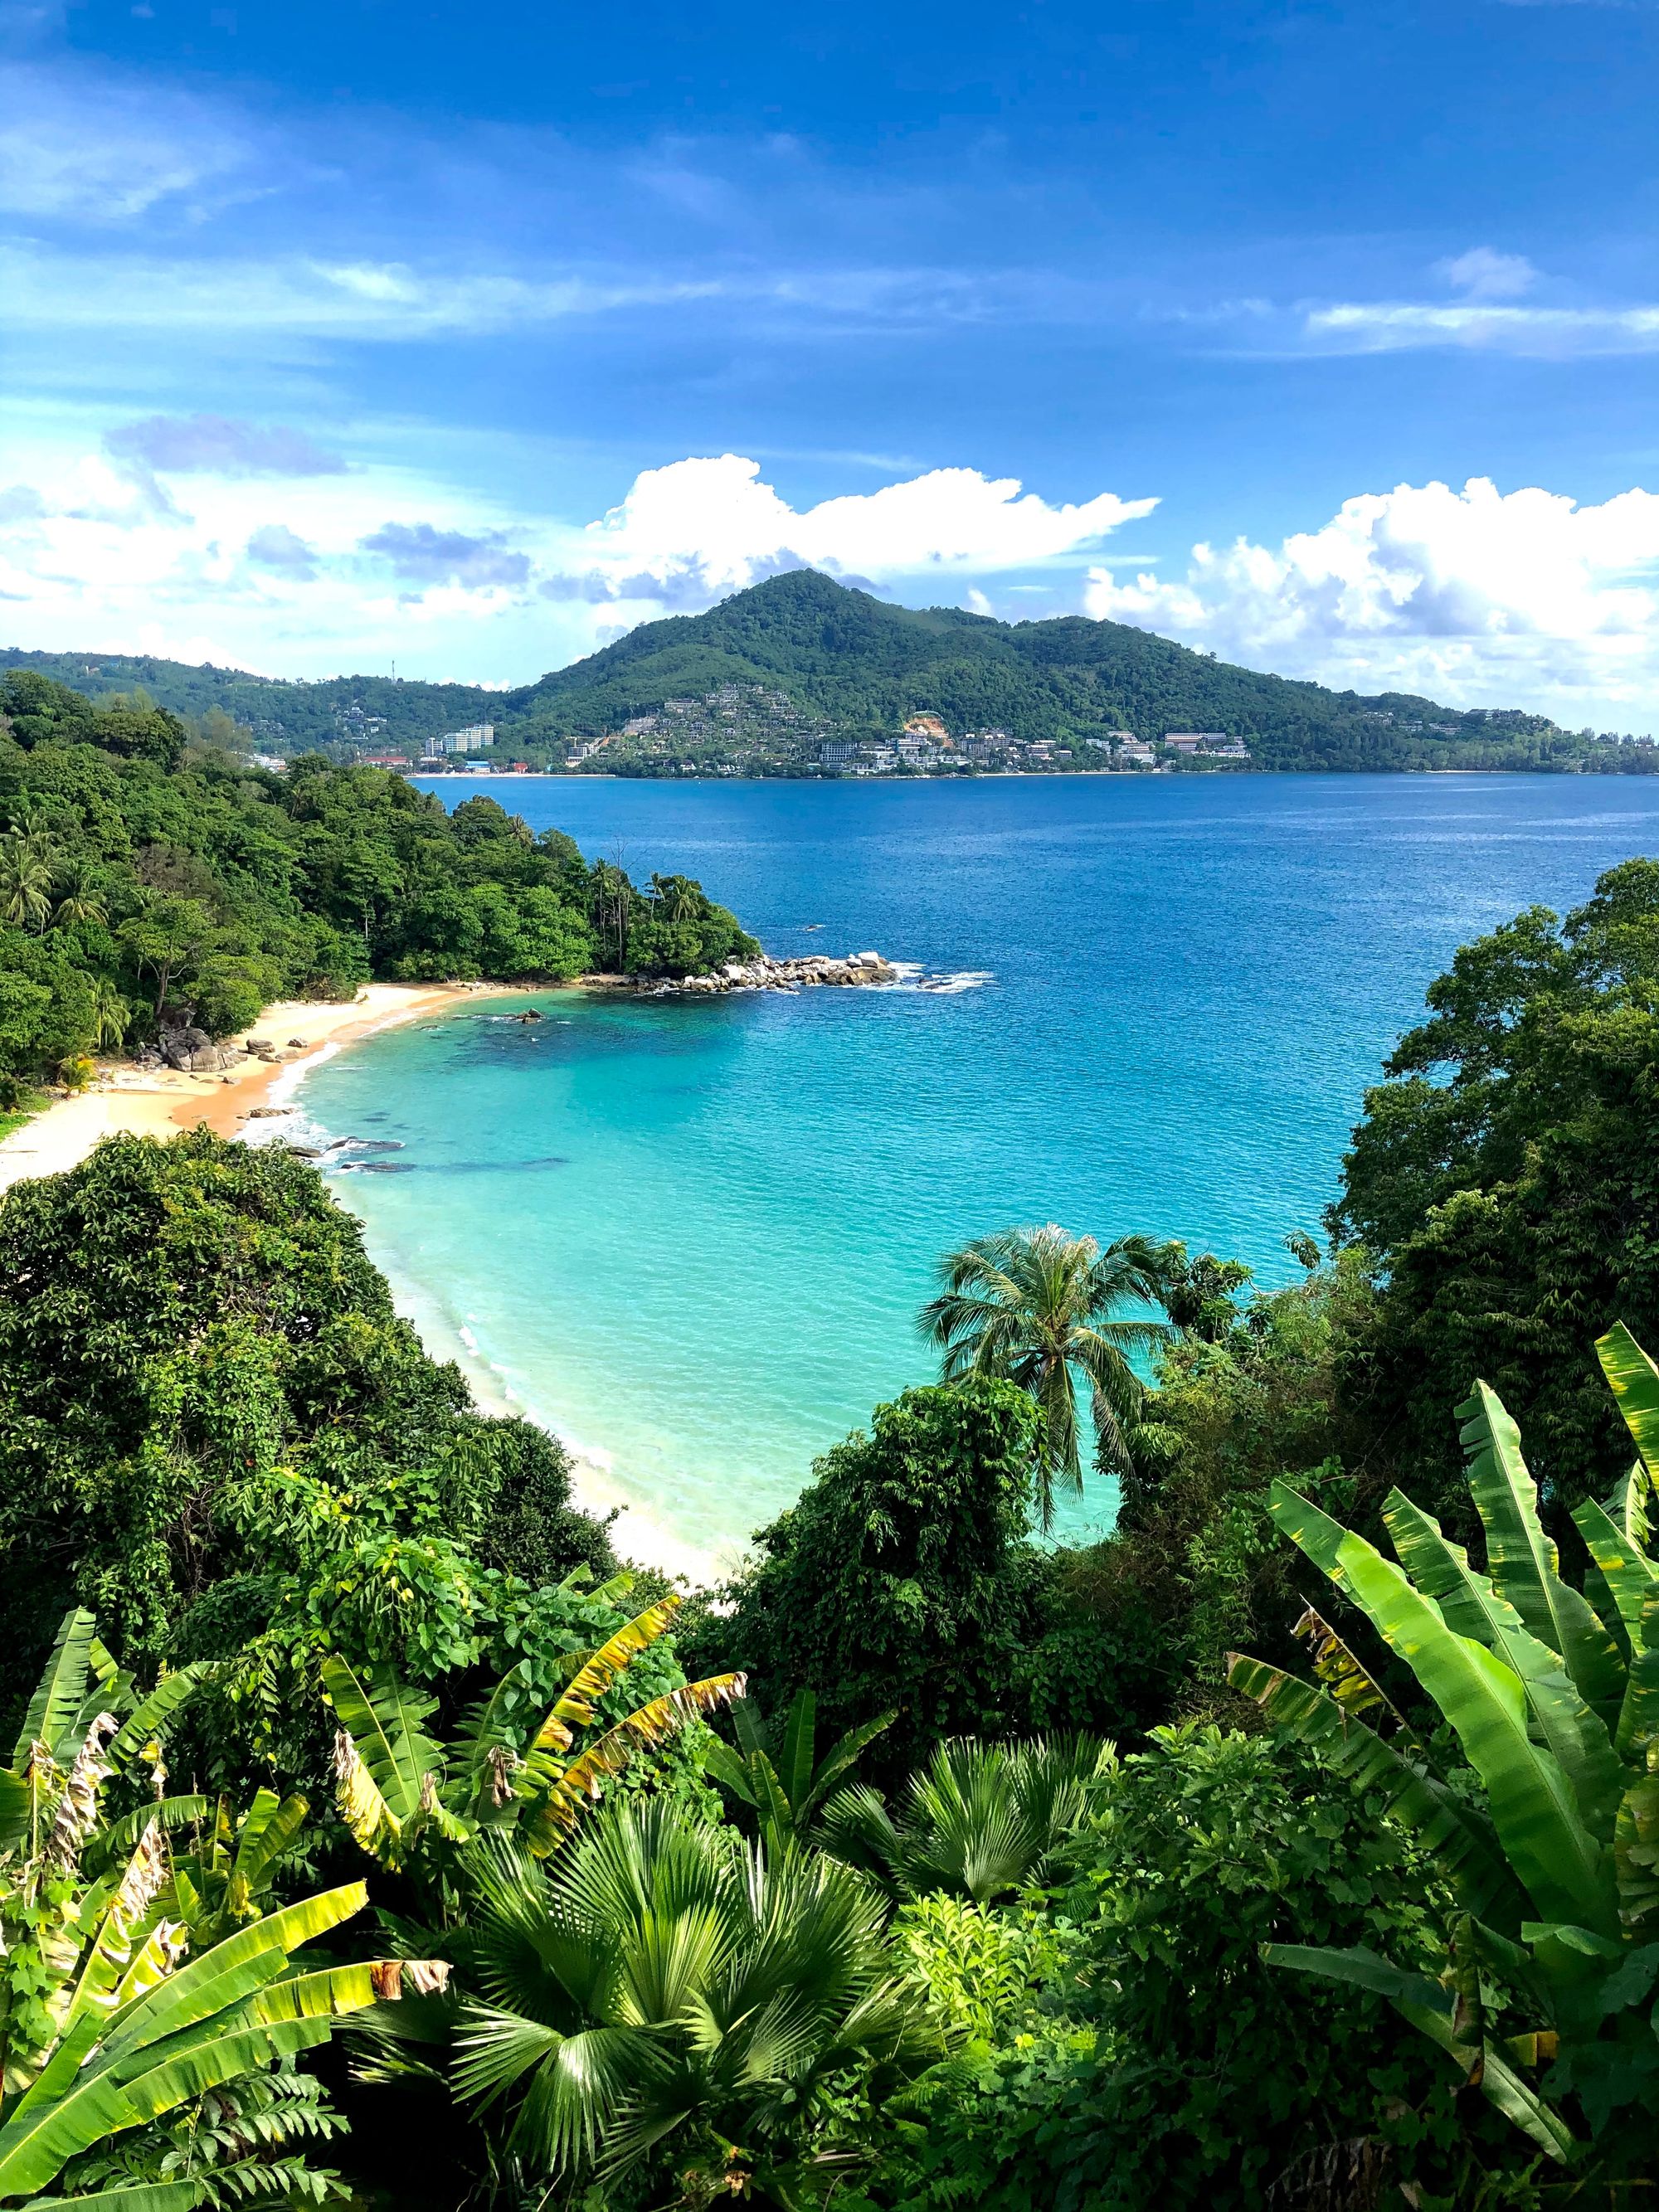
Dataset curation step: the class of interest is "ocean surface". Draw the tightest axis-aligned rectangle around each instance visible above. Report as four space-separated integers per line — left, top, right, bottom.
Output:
295 772 1659 1573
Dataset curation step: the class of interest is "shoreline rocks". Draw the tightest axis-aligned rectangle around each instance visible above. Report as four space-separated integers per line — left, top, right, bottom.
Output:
636 950 899 998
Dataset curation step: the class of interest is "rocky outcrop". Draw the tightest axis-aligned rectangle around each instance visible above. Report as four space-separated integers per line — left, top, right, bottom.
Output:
639 950 899 997
158 1022 246 1073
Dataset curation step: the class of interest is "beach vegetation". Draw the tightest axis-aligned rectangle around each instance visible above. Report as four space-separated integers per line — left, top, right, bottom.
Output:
444 1799 935 2205
1 862 1657 2207
0 670 757 1090
1230 1320 1659 2184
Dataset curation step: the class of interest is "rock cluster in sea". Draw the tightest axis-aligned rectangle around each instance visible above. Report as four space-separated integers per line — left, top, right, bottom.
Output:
640 950 898 997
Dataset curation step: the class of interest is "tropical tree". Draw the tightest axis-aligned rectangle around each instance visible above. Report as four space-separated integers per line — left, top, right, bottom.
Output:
85 980 129 1054
50 869 107 933
920 1224 1170 1527
0 836 52 934
1229 1320 1659 2180
450 1800 932 2202
702 1687 894 1852
818 1733 1116 1906
324 1594 745 1884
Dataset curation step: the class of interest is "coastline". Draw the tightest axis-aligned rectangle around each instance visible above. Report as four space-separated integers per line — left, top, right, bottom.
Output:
0 981 472 1197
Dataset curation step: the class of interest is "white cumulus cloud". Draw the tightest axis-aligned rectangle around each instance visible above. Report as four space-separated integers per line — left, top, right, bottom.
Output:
1086 476 1659 726
561 454 1155 602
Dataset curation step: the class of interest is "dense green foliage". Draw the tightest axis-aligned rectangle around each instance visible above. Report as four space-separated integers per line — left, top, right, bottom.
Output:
0 668 756 1087
684 1380 1048 1779
16 571 1646 772
1232 1323 1659 2186
854 1727 1510 2212
1333 855 1659 1517
0 1131 617 1732
0 647 497 756
4 845 1659 2209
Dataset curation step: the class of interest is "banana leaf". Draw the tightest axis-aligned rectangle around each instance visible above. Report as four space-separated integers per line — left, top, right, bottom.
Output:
1574 1495 1659 1651
1268 1485 1616 1936
542 1602 683 1737
105 1670 203 1772
321 1659 440 1830
22 2182 207 2212
22 2181 207 2212
1228 1656 1524 1926
14 1613 98 1768
1381 1491 1625 1840
1598 1323 1659 1480
1457 1385 1625 1728
1265 1942 1579 2163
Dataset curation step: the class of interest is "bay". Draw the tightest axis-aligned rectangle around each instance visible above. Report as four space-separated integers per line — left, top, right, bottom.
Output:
296 772 1659 1572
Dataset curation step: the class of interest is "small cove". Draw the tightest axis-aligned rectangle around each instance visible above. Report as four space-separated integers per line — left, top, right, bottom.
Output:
294 773 1659 1573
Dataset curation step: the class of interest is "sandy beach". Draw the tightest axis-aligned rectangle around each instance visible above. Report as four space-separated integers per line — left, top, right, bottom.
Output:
0 981 471 1197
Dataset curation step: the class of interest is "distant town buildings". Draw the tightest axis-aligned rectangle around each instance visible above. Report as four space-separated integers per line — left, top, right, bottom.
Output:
421 722 495 760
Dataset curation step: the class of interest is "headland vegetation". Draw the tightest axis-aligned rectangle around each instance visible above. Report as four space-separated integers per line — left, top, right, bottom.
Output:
11 568 1657 780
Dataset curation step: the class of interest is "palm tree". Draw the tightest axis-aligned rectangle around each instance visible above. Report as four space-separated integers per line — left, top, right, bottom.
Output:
920 1224 1171 1528
86 978 128 1053
451 1801 932 2201
0 835 52 933
51 865 106 931
817 1733 1115 1906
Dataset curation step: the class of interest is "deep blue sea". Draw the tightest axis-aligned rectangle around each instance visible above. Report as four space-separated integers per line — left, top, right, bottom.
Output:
296 773 1659 1573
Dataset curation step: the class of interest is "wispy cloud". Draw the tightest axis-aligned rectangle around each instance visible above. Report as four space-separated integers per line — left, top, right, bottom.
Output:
1304 300 1659 355
106 414 347 475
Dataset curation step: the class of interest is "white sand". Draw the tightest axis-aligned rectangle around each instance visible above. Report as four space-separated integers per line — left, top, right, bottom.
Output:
0 982 469 1196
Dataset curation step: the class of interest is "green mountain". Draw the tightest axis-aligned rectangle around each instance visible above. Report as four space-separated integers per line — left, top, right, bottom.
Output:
497 570 1596 772
8 571 1651 773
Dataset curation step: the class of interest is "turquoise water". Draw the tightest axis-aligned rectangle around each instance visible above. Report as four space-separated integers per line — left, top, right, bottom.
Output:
298 773 1659 1571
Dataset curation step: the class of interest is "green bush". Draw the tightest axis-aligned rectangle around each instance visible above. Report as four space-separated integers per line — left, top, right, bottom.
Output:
859 1727 1525 2212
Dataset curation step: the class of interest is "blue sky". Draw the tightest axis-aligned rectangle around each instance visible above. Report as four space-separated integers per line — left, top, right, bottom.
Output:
3 0 1659 722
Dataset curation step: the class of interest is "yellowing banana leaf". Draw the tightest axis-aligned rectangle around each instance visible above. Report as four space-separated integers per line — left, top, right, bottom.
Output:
321 1658 440 1831
119 2015 333 2123
1458 1384 1625 1727
543 1602 684 1737
1598 1323 1659 1480
103 1884 367 2058
524 1675 746 1853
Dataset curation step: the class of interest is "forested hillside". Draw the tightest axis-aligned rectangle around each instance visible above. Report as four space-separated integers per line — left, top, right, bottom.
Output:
12 570 1650 774
0 668 755 1092
0 647 497 754
504 567 1603 771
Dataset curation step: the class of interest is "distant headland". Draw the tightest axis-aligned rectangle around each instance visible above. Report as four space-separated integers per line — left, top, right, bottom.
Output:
7 570 1656 780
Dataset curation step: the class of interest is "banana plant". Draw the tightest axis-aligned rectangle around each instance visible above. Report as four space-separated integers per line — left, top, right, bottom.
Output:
324 1591 746 1874
0 1867 442 2211
702 1688 894 1853
1228 1320 1659 2170
1 1612 207 1864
